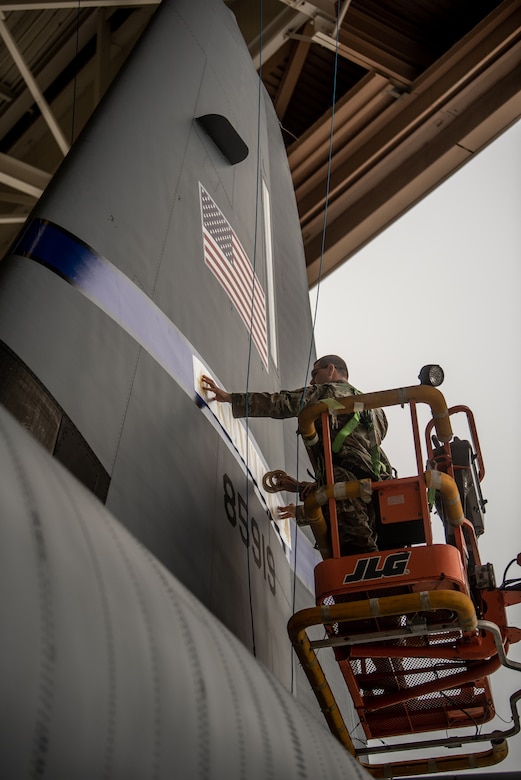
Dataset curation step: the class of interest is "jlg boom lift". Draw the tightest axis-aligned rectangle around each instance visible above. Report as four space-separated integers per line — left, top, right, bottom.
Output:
264 366 521 777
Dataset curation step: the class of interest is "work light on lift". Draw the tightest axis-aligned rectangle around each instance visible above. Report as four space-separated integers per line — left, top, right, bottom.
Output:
418 364 444 387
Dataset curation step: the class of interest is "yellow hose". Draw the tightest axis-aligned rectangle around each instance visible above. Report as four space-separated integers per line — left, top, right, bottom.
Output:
289 590 478 636
298 470 464 553
304 479 372 510
289 617 357 756
298 479 372 558
287 590 480 762
363 739 508 777
425 469 464 526
287 591 506 776
298 385 452 446
297 509 331 558
261 469 332 557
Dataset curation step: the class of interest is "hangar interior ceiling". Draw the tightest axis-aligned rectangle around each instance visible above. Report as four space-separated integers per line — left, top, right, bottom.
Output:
0 0 520 284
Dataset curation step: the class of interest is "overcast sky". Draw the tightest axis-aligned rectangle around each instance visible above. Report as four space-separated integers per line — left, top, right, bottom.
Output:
309 120 521 773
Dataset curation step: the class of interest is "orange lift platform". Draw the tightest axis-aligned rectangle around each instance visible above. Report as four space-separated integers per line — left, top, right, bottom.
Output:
265 368 521 777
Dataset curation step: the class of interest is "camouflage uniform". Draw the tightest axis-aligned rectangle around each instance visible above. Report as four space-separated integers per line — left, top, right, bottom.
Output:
231 381 392 554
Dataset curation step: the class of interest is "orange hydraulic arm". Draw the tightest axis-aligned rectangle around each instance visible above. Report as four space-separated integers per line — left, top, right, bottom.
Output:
277 377 520 776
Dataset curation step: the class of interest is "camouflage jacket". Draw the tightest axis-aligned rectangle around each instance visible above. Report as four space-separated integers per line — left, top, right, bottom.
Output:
231 381 391 480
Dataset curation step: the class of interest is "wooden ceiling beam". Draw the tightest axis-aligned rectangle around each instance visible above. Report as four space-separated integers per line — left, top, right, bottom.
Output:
304 59 521 286
289 73 393 191
313 27 416 84
274 22 313 120
294 2 521 236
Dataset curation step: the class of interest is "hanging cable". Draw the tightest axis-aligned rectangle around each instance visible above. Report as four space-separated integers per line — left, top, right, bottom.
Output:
241 0 267 659
300 0 343 401
308 0 342 356
70 0 81 145
290 0 344 694
501 558 519 588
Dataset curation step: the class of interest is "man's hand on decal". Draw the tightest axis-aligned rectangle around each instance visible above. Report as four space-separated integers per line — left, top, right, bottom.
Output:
201 375 232 404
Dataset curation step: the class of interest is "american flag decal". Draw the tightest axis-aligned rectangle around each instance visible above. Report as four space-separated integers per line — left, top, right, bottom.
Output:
199 184 269 368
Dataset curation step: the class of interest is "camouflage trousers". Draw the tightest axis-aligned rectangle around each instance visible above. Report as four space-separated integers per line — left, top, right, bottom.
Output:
326 465 378 555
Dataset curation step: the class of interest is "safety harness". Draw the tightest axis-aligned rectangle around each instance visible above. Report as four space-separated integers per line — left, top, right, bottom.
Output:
331 386 385 478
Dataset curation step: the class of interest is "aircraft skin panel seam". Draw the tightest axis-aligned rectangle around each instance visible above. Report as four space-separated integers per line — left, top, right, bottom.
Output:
102 503 163 776
141 550 213 777
51 453 118 774
108 343 143 477
0 411 56 777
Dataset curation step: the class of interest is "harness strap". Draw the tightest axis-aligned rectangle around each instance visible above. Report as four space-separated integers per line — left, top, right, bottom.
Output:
332 412 361 453
331 387 385 478
370 441 383 477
